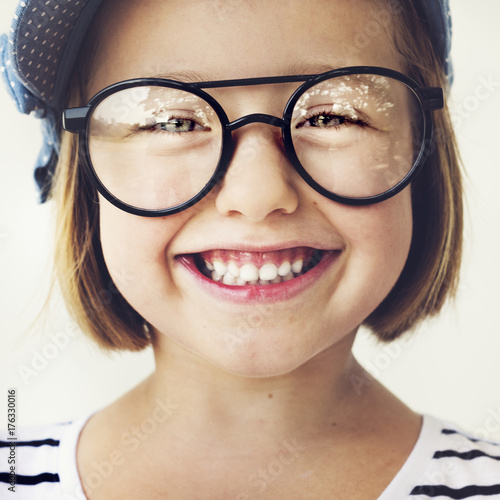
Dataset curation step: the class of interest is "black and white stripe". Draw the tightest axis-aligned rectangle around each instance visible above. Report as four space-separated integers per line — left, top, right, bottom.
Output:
0 420 83 500
411 484 500 498
1 415 500 499
409 426 500 499
0 438 61 486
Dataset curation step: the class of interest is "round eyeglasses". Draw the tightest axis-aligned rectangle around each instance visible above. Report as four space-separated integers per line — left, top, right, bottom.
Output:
63 66 444 217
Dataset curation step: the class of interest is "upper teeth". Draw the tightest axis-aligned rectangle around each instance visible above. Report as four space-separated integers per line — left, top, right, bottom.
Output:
206 258 305 285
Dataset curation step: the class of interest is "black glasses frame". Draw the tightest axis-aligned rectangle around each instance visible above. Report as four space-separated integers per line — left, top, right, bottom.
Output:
63 66 444 217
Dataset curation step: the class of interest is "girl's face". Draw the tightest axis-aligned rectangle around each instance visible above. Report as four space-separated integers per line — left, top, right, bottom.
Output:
91 0 413 376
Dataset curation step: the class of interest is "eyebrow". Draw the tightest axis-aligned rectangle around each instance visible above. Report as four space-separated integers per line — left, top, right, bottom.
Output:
149 69 215 83
145 63 397 106
147 63 345 85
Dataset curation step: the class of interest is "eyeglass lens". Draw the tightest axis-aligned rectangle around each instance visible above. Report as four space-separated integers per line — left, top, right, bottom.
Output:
88 74 423 211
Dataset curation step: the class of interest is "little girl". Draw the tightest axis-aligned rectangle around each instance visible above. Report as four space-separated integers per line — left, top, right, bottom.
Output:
1 0 500 498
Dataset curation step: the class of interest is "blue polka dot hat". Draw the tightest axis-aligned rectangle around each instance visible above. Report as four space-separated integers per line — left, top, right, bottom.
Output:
0 0 452 202
0 0 105 201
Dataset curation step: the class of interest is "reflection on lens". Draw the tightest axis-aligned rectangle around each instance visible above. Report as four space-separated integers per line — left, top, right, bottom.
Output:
291 74 422 198
87 75 424 210
89 86 223 210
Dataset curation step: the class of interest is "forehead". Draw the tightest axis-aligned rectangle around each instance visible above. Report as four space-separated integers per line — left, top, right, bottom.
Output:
88 0 401 95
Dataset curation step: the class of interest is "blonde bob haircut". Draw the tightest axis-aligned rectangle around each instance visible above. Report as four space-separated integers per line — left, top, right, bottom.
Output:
49 0 463 350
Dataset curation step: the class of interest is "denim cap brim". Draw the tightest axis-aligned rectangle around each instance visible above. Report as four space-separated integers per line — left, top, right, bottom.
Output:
0 0 452 203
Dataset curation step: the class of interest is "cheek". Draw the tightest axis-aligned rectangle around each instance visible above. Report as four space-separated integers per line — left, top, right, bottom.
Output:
98 200 184 306
357 200 412 264
333 189 413 312
364 199 412 268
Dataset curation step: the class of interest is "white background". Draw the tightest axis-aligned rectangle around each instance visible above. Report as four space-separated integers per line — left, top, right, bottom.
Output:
1 1 500 440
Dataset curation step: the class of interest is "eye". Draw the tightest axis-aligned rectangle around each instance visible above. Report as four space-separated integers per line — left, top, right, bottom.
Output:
298 112 368 130
304 113 348 128
133 114 212 136
150 118 208 133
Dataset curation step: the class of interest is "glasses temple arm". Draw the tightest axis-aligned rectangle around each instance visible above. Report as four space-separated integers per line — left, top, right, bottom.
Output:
62 106 91 132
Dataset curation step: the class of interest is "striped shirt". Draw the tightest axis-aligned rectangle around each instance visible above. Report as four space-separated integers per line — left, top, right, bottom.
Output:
1 414 500 499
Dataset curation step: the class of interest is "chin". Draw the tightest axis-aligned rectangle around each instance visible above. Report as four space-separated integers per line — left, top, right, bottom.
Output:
186 328 346 379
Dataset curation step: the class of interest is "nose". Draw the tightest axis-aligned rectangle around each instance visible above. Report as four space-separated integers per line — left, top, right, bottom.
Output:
215 121 299 222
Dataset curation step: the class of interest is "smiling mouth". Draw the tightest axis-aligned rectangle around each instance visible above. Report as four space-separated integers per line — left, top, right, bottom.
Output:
192 247 327 286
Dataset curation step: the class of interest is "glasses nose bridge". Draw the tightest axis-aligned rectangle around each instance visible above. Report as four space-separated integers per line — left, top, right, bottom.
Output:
220 112 290 191
226 113 285 132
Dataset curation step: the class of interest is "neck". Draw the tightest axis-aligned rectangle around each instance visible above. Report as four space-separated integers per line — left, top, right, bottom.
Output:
138 330 374 448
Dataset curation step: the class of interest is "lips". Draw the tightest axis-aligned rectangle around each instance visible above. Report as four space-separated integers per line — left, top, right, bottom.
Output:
176 246 340 303
194 247 323 286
